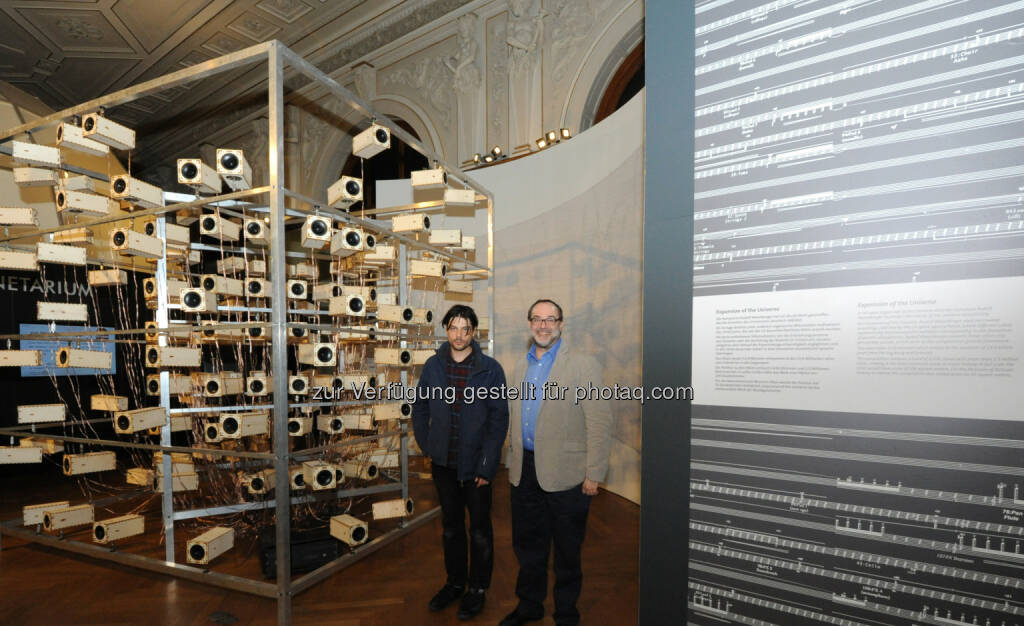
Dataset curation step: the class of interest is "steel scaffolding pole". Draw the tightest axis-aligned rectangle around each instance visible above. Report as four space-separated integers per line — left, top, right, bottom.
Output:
267 41 293 626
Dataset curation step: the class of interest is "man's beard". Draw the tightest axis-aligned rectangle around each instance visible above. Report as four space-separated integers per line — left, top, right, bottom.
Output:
533 328 560 348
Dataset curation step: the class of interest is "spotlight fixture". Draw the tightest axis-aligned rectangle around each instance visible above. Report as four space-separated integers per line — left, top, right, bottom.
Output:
482 154 495 164
560 128 571 139
545 130 558 143
536 137 548 149
472 153 481 163
491 145 502 157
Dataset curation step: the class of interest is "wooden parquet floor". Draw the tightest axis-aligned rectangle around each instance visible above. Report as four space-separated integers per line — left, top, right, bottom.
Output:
0 468 639 625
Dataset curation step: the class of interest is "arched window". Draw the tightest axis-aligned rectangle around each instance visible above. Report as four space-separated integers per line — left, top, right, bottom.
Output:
593 41 644 126
341 119 428 214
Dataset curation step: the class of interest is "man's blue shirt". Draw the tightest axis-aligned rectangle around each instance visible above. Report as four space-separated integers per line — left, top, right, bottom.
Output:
521 338 561 451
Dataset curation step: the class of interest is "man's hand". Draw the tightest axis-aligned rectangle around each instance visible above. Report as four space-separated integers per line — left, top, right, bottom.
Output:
582 478 599 496
475 477 489 487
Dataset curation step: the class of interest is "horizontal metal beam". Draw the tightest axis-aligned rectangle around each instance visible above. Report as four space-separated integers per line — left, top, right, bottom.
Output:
171 483 403 521
0 427 276 459
0 521 278 597
283 188 491 271
0 186 270 244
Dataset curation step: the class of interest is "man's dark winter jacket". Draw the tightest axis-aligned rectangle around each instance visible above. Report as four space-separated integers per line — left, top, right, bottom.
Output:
411 340 509 482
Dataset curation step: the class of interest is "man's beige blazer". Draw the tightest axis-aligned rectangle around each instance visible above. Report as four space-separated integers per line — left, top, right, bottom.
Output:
507 341 613 492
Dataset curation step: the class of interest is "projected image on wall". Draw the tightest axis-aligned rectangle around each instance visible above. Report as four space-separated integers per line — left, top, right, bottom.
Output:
689 2 1024 625
691 0 1024 420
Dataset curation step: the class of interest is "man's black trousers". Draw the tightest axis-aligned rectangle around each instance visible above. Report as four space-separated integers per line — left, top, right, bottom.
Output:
510 449 591 625
431 463 494 589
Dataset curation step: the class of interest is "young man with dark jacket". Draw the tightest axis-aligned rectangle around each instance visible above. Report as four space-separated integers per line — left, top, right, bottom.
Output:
412 304 509 620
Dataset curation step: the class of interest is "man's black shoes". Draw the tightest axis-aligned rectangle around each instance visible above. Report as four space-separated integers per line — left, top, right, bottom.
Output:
457 587 486 620
498 608 543 626
428 583 465 611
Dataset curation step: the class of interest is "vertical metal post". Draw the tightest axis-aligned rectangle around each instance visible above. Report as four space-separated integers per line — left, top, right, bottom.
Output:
267 41 292 626
398 242 409 507
155 215 175 562
486 195 494 355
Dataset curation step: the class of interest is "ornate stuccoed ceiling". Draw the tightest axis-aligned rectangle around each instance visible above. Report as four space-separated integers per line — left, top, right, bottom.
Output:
0 0 472 178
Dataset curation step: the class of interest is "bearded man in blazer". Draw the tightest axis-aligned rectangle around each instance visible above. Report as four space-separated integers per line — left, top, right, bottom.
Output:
500 299 613 626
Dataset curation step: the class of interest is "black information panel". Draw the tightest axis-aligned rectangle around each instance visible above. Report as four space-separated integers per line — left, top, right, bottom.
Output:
691 2 1024 624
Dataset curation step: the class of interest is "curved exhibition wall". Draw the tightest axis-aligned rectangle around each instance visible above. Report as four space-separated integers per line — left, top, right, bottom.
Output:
378 90 644 503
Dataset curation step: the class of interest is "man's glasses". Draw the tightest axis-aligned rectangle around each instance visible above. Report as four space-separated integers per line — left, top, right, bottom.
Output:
529 317 561 326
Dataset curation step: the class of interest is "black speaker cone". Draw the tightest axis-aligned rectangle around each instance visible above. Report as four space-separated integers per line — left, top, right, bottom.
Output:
221 152 239 170
250 477 264 491
181 162 198 179
206 380 219 394
316 469 333 486
147 348 158 363
332 285 341 296
310 219 328 236
206 425 219 439
148 380 159 393
113 178 126 194
112 231 126 246
423 216 430 229
367 465 378 478
331 418 342 431
145 281 155 294
292 328 304 337
375 128 388 143
84 117 95 131
400 351 411 364
345 180 360 196
401 404 411 416
58 350 68 365
288 420 300 433
203 277 215 291
294 473 305 486
317 347 333 362
57 192 65 206
189 545 206 561
183 291 202 308
249 281 261 294
349 298 363 313
57 126 63 140
249 327 262 337
426 311 433 322
291 282 304 296
222 417 238 434
94 526 105 540
247 221 261 235
204 328 215 337
345 231 360 247
250 379 264 393
292 379 306 392
145 223 155 236
365 235 375 248
352 526 366 542
116 416 130 430
402 308 413 321
201 217 216 231
368 376 377 387
405 499 413 514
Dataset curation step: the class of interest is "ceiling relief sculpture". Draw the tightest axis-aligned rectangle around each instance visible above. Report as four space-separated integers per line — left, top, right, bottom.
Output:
0 0 640 187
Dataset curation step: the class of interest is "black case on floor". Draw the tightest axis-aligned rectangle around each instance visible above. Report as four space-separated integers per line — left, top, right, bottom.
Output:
259 525 341 579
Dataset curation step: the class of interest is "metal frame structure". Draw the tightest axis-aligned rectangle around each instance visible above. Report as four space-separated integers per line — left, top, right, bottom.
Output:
0 40 495 625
